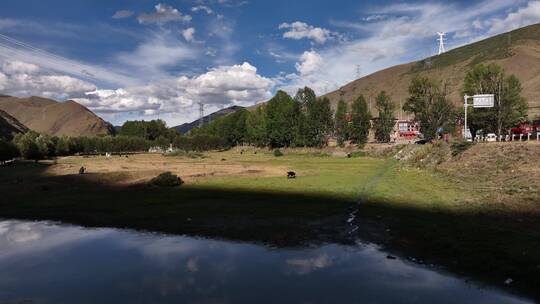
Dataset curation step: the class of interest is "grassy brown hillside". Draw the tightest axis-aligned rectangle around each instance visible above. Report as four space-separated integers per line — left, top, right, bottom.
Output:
324 23 540 118
0 96 114 136
0 109 28 140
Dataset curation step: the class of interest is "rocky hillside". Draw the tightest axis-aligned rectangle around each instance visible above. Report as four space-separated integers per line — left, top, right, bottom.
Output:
324 23 540 118
0 109 28 140
0 96 114 137
173 105 244 134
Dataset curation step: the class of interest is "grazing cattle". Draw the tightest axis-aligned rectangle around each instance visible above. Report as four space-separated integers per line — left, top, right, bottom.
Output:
287 171 296 179
79 166 86 174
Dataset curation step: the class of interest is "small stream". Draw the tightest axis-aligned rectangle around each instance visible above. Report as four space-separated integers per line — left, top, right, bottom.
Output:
0 220 531 304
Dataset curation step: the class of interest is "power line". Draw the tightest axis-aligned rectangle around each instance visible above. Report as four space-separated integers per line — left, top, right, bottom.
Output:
0 32 99 81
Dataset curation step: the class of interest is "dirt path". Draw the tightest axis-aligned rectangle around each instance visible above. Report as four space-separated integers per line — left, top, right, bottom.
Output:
357 160 396 202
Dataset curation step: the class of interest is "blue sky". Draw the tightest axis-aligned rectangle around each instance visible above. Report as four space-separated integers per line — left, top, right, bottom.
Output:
0 0 539 126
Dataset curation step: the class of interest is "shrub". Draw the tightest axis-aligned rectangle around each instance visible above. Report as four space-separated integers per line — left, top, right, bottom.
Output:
150 172 184 187
273 149 284 157
349 151 367 158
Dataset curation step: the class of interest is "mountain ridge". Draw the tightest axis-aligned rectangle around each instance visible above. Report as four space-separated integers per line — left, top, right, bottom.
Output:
0 95 114 137
173 105 244 134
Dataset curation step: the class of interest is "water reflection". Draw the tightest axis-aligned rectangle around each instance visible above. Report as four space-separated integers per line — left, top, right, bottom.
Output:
0 220 531 304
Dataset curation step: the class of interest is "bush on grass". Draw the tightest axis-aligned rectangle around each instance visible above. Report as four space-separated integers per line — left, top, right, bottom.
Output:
273 149 284 157
151 172 184 187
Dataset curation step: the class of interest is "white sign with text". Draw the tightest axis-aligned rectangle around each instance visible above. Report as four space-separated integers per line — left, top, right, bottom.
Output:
473 94 495 108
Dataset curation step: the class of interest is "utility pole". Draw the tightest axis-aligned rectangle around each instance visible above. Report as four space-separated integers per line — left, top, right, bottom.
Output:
464 95 468 139
399 98 403 120
497 77 502 137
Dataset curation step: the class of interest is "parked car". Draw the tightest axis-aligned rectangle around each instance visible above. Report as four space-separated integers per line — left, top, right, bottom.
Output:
415 136 433 145
486 133 497 142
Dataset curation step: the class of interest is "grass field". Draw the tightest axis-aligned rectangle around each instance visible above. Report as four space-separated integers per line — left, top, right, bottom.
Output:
0 146 539 299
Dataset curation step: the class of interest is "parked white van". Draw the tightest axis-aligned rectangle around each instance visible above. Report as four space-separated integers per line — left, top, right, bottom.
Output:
486 133 497 142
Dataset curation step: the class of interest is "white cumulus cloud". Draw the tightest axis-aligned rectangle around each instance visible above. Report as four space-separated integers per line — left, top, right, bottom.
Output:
75 62 274 116
182 27 196 42
279 21 334 44
112 10 134 19
0 60 96 100
487 1 540 34
0 72 7 90
138 3 192 24
191 5 214 15
295 50 323 76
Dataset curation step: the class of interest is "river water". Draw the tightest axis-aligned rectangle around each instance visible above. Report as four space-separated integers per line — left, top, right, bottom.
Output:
0 220 531 304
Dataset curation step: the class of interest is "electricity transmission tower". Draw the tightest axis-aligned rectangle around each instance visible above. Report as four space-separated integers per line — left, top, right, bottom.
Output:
437 32 446 55
198 102 204 127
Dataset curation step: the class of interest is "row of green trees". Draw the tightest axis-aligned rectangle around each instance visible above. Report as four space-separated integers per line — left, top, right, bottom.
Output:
118 119 177 141
7 131 153 161
0 130 231 162
193 87 391 148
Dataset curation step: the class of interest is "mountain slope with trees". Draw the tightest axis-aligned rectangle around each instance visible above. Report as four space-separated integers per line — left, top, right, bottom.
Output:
324 23 540 118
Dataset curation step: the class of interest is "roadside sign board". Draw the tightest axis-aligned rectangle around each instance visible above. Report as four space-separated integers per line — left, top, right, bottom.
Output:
473 94 494 108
